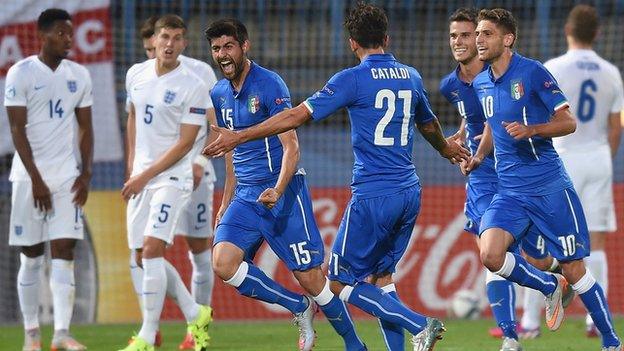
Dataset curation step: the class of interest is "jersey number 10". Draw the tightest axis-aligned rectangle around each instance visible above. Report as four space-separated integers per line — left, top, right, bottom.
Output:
374 89 411 146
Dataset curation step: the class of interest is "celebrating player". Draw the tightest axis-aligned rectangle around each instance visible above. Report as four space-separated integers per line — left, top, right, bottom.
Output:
5 9 93 351
120 14 211 351
520 4 624 339
131 16 219 350
205 19 366 351
466 8 621 351
204 4 470 350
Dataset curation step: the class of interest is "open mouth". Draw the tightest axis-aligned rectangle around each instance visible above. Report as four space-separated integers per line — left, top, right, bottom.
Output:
164 48 174 55
219 60 235 75
454 47 467 55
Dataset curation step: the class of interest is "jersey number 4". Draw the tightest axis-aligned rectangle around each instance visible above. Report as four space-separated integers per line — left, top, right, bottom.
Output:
374 89 411 146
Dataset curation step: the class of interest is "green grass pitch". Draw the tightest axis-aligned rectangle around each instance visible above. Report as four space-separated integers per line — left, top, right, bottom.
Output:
0 317 620 350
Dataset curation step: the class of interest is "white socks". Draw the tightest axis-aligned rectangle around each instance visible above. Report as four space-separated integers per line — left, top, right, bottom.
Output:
50 259 76 332
164 260 199 323
18 254 43 330
312 278 334 306
129 251 144 312
190 250 214 306
138 257 167 345
521 288 543 330
585 251 608 327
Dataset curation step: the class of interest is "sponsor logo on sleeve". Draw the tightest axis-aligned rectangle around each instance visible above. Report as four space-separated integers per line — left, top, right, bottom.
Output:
190 107 207 115
274 97 291 105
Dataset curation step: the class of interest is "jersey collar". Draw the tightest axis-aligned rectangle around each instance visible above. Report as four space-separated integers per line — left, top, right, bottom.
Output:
487 52 521 83
362 53 396 63
454 62 489 86
231 60 257 99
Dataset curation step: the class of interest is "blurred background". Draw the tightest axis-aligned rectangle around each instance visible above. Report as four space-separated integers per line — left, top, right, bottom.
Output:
0 0 623 326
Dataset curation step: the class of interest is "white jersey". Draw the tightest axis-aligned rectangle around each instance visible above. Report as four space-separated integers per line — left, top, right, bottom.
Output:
546 49 624 153
179 55 218 183
126 58 211 190
4 55 93 183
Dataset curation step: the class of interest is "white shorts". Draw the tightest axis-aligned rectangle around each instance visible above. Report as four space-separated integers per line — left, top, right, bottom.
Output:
174 181 214 238
9 178 84 246
126 186 191 250
560 146 616 232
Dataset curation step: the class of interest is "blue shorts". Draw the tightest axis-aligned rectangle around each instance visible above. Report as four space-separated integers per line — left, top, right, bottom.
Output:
329 185 421 285
480 187 590 262
214 174 324 271
465 181 549 259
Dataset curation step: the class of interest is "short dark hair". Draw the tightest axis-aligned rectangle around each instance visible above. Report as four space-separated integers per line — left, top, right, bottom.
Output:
140 15 159 39
478 8 518 48
449 8 478 26
344 3 388 49
37 8 71 31
204 18 249 45
154 14 186 35
567 5 598 44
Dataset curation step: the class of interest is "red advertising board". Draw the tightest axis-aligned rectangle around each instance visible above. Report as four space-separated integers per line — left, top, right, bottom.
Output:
162 185 624 320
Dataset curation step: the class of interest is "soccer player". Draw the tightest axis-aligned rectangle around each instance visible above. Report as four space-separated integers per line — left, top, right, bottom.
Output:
5 9 92 351
204 5 470 350
467 8 621 351
519 4 624 339
205 18 366 351
121 15 211 351
131 16 219 350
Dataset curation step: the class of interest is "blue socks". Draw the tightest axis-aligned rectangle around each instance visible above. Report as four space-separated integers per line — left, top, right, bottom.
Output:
379 285 405 350
573 271 621 348
496 252 557 296
486 272 518 340
225 261 307 314
341 281 427 335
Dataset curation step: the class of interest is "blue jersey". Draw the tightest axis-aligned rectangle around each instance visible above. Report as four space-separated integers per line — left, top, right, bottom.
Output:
303 54 436 198
212 62 292 186
472 53 573 195
440 65 497 184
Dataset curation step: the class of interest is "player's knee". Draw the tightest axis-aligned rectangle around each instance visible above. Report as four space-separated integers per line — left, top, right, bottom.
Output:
141 238 166 259
526 255 551 271
480 248 504 272
212 254 240 281
186 237 209 254
21 243 45 258
329 280 346 297
50 239 77 260
293 268 324 296
561 260 586 284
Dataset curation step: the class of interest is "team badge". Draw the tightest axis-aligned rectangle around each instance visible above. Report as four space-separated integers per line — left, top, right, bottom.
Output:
67 80 77 93
5 85 15 99
248 95 260 114
15 225 22 235
164 90 176 104
510 79 524 100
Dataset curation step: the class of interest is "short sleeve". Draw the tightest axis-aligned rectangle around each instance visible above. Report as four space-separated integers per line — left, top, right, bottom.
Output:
181 80 211 126
77 67 93 108
303 69 357 121
531 63 569 113
211 88 226 128
124 66 134 110
264 73 292 117
439 77 453 104
611 69 624 113
4 65 29 107
413 75 436 124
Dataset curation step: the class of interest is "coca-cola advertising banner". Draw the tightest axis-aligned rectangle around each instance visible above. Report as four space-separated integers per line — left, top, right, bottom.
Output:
0 0 123 161
152 185 624 320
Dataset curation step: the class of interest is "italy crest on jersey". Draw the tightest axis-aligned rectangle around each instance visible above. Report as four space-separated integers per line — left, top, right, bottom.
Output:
67 80 77 93
248 95 260 114
164 90 176 104
510 79 524 100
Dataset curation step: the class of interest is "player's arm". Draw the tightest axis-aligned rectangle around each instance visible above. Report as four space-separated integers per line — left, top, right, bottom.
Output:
448 118 467 145
192 107 218 189
6 106 52 211
417 118 470 164
125 103 136 181
72 106 94 206
204 104 311 157
215 150 236 228
121 123 200 200
465 123 493 174
257 130 299 209
608 111 622 157
503 107 576 139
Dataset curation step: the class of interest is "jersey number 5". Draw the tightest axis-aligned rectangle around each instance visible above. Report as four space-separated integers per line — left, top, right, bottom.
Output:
374 89 411 146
